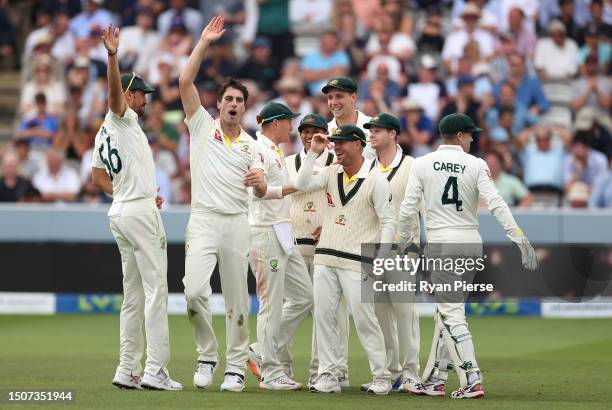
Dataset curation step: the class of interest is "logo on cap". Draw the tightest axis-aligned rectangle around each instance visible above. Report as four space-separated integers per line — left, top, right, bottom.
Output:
333 128 342 136
372 116 380 122
330 79 338 85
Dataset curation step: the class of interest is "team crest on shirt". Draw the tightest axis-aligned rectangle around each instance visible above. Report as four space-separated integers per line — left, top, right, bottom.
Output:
304 201 316 212
326 193 335 207
270 259 279 272
213 129 223 143
258 152 264 164
160 236 166 249
335 214 346 226
238 142 253 159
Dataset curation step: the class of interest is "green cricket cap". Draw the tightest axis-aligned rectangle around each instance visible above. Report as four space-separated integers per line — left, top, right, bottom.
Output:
257 102 300 125
121 73 155 94
298 113 328 133
438 113 483 134
328 124 367 146
364 113 401 133
321 76 358 94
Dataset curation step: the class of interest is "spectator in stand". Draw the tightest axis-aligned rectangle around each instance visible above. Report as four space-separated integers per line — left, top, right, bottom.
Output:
149 15 193 86
398 98 433 157
69 0 115 39
302 30 349 95
380 0 413 35
0 0 17 68
0 151 39 203
365 33 403 86
573 107 612 155
439 75 482 154
51 10 77 65
578 0 612 46
487 82 540 135
534 20 579 80
577 26 611 74
506 7 537 58
237 37 280 92
20 55 66 117
289 0 333 35
589 154 612 208
572 53 611 131
484 150 533 207
16 93 59 150
257 0 294 62
13 139 40 179
556 0 582 43
337 12 367 76
494 52 549 115
145 101 181 158
157 0 203 41
65 56 106 126
117 7 161 75
366 13 415 62
441 3 496 74
274 76 313 131
54 109 92 167
360 63 401 106
564 132 609 192
517 125 573 206
197 80 220 118
407 54 446 122
24 8 54 59
153 56 183 112
78 175 110 204
32 148 80 203
415 6 445 55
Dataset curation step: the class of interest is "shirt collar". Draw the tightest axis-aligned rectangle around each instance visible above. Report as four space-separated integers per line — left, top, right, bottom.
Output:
218 119 251 143
437 144 464 151
257 131 283 156
337 158 375 178
376 145 403 172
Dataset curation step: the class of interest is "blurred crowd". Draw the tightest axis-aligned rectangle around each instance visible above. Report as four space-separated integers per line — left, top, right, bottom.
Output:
0 0 610 208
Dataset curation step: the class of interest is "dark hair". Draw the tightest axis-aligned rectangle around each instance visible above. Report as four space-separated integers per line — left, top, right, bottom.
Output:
34 93 46 105
217 78 249 104
573 131 591 145
499 105 515 117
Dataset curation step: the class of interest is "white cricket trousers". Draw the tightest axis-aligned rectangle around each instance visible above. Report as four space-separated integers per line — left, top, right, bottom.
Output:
302 255 350 380
249 227 313 381
183 210 251 376
313 265 390 382
109 197 170 376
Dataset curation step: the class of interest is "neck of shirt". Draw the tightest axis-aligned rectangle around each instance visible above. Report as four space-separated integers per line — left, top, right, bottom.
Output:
377 144 398 171
335 110 358 127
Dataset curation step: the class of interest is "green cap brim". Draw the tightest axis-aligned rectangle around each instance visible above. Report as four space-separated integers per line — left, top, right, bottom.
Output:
322 84 355 94
363 121 385 129
298 123 327 133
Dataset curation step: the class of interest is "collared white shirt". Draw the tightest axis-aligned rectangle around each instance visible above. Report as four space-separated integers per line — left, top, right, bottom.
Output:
249 132 291 226
399 144 518 240
185 106 265 215
375 144 404 173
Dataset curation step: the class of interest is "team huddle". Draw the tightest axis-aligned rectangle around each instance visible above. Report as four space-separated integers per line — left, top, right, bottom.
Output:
92 17 538 398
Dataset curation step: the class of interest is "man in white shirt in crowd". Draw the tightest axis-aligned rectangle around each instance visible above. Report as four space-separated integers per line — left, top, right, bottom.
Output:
118 7 161 76
33 148 80 203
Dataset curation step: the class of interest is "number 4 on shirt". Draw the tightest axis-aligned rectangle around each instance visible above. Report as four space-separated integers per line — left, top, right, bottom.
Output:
441 176 462 211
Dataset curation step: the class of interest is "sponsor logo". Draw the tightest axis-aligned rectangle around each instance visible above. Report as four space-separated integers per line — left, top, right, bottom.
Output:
213 129 223 143
326 192 335 207
304 201 316 212
160 236 166 249
335 214 346 226
270 259 279 272
258 152 264 164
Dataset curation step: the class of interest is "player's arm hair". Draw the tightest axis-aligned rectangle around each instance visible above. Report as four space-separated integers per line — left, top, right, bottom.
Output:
107 51 126 116
179 39 211 120
91 167 113 196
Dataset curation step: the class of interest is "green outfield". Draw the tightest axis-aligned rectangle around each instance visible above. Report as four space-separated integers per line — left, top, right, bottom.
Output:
1 315 611 409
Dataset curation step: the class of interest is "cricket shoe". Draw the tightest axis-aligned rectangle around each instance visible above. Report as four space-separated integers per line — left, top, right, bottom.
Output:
310 373 341 393
307 374 319 390
260 375 303 390
247 343 262 381
451 382 485 399
366 379 392 395
220 373 245 392
411 379 446 397
338 375 350 388
361 376 401 392
400 378 421 394
193 361 216 389
112 370 143 390
141 369 182 391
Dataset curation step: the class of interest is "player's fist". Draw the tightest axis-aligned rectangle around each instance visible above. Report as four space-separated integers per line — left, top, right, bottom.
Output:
310 133 328 155
102 23 119 55
201 16 226 43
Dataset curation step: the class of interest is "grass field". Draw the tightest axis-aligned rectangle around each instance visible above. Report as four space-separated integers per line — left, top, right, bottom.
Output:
1 315 612 409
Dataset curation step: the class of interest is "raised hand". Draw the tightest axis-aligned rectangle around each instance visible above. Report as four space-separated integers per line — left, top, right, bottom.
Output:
310 133 328 155
201 16 226 43
102 23 119 55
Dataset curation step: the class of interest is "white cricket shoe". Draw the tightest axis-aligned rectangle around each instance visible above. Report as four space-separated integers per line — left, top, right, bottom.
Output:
112 370 143 390
193 361 216 389
307 373 319 390
400 378 421 394
247 343 262 381
260 374 303 390
141 369 182 391
412 379 446 397
220 373 245 392
338 376 350 388
451 382 485 399
366 379 392 395
310 373 341 393
360 382 370 391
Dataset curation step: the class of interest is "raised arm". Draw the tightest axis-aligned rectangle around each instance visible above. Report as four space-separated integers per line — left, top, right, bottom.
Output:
102 23 125 116
179 16 225 120
294 134 329 192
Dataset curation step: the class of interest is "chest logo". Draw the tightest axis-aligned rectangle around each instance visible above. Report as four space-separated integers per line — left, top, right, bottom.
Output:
326 193 335 207
304 201 316 213
213 129 223 143
335 214 346 226
270 259 279 272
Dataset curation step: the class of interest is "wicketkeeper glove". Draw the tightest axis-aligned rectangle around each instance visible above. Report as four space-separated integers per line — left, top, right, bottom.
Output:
507 227 538 271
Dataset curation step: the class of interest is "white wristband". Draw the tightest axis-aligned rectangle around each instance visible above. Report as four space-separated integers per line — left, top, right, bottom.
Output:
263 185 283 199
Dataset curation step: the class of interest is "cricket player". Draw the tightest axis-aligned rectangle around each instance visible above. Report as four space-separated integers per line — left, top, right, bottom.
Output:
398 113 538 399
361 113 421 393
324 76 374 160
92 24 181 391
284 114 336 387
178 16 266 393
245 102 313 390
293 125 395 394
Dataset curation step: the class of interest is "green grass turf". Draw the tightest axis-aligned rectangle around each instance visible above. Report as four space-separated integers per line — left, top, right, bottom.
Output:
1 315 611 409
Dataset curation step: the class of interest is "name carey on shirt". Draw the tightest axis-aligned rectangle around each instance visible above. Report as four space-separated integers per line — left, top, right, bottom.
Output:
433 161 466 174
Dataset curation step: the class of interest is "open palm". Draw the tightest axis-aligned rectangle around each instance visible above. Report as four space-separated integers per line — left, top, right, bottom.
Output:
201 16 225 43
102 23 119 54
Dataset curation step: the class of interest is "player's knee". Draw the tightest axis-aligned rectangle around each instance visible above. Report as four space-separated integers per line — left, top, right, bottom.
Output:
184 286 205 304
450 324 471 342
122 291 145 310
